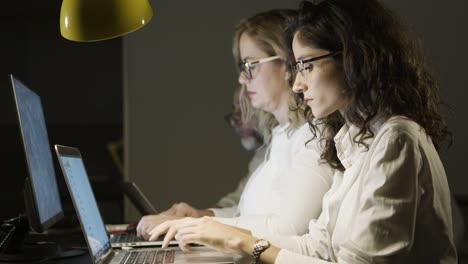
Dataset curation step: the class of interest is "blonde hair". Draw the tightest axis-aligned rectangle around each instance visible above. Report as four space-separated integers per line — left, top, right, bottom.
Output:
233 9 305 144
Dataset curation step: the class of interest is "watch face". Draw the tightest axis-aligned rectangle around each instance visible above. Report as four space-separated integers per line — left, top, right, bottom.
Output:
258 240 270 247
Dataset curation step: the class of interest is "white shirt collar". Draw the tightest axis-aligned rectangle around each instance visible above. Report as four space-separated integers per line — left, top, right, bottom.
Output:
272 122 291 135
334 116 388 169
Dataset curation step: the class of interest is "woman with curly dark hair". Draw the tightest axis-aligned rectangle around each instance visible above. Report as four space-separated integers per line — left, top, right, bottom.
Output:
146 1 457 263
136 8 335 242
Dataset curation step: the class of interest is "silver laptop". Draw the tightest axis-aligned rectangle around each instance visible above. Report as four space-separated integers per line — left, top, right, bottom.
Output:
109 182 176 248
55 145 235 264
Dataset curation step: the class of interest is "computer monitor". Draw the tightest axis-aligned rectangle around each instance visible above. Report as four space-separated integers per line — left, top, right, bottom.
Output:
0 75 71 261
11 74 64 232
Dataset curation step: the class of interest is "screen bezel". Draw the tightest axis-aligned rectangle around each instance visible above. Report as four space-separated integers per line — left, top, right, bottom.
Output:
10 74 64 232
55 144 112 262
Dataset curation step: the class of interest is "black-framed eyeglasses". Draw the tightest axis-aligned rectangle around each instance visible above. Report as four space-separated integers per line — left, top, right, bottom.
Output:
294 51 341 77
239 55 282 80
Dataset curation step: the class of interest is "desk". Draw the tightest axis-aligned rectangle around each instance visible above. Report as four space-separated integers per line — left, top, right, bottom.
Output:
0 227 92 264
0 249 92 264
1 230 244 264
43 253 92 264
36 228 92 263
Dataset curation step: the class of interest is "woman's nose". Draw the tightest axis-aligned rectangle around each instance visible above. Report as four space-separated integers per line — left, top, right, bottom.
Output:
292 74 307 94
238 71 249 85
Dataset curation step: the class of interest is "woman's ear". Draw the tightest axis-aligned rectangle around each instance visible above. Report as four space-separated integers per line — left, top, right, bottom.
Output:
283 64 291 82
285 70 291 82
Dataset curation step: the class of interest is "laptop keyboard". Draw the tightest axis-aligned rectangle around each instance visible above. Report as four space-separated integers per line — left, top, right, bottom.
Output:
110 231 146 243
119 250 175 264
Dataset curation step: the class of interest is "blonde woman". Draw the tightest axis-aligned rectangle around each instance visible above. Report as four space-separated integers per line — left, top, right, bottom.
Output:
137 9 334 240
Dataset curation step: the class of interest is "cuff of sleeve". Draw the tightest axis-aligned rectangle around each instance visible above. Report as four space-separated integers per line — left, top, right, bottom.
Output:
207 208 223 217
216 197 237 208
208 206 237 218
275 249 291 264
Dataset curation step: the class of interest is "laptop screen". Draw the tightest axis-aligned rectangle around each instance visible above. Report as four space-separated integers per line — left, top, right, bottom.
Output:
11 76 63 229
57 150 111 260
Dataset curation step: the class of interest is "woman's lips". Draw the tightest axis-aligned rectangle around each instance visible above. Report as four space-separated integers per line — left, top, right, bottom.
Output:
247 91 256 96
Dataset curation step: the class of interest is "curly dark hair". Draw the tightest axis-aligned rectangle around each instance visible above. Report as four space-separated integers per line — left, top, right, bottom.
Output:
284 0 451 171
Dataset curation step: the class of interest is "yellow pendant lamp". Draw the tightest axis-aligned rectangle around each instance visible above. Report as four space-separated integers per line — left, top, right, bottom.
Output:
60 0 153 42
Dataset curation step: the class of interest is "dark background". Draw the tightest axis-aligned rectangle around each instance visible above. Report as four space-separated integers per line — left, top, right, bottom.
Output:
0 0 123 224
0 0 467 231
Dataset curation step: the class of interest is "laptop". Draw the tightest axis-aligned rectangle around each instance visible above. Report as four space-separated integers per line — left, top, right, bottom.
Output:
109 182 170 248
55 144 235 264
121 182 158 216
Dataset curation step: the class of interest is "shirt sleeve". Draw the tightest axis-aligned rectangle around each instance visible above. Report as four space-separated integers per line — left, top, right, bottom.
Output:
216 126 333 238
215 176 250 208
257 125 333 237
275 130 424 264
216 146 266 208
209 206 238 218
276 250 334 264
214 215 298 237
265 219 335 260
215 168 332 237
337 131 422 263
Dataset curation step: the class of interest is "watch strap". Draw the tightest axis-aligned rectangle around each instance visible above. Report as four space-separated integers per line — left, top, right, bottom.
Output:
251 239 270 264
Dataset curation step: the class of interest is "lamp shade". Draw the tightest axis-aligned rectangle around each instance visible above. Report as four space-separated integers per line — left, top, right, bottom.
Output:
60 0 153 42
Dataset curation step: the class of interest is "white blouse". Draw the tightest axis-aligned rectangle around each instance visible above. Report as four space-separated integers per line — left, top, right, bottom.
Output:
213 123 335 237
213 146 267 217
268 116 456 263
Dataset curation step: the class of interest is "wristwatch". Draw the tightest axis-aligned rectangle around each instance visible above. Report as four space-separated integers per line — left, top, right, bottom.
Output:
251 239 270 264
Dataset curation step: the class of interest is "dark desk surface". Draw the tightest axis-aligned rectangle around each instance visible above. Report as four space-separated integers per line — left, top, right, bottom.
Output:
43 253 92 264
36 227 92 264
0 249 92 264
0 255 92 264
0 227 93 264
0 254 92 264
